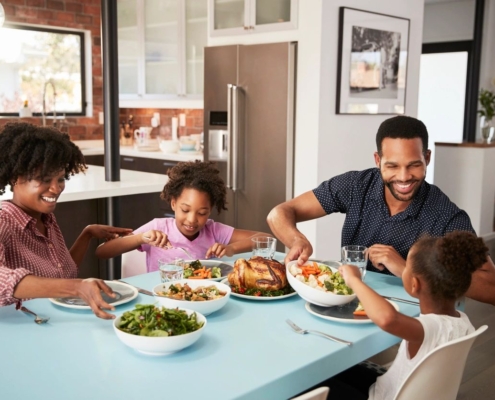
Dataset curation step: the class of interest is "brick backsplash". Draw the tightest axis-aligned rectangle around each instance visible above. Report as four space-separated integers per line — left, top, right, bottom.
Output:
0 0 204 140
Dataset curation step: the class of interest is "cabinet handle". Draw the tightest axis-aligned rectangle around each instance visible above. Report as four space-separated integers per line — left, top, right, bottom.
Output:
163 162 176 168
123 157 134 162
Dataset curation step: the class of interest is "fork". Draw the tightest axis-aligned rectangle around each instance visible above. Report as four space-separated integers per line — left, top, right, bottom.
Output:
286 319 352 346
20 306 50 324
168 246 194 259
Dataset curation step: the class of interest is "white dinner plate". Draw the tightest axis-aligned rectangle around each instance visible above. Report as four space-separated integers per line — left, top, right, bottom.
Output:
183 260 233 281
220 278 297 301
49 281 138 309
305 299 399 324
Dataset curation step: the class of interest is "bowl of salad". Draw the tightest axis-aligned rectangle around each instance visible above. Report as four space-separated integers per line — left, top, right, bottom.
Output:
153 279 231 316
113 304 206 356
286 260 356 307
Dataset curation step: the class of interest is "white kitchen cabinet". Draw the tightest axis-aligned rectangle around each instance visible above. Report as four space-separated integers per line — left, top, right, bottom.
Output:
209 0 297 37
118 0 206 108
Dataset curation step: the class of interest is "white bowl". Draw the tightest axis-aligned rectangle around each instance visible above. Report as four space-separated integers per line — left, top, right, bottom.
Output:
159 140 180 154
113 307 206 356
153 279 231 316
286 260 356 307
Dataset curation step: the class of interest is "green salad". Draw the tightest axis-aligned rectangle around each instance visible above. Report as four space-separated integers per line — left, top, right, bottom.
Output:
117 304 204 337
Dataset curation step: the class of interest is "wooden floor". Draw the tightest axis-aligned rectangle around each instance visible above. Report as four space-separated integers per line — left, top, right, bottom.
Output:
457 298 495 399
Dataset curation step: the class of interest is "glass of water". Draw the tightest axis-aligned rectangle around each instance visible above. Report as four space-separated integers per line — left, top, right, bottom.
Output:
341 245 368 280
158 258 184 283
251 237 277 259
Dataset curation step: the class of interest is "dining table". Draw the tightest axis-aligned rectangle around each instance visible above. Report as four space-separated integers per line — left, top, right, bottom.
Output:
0 252 420 400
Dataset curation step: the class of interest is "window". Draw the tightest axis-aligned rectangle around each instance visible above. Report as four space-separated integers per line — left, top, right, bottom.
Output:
0 24 86 117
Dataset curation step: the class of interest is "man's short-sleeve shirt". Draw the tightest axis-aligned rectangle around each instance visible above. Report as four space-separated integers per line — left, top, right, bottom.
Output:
313 168 475 274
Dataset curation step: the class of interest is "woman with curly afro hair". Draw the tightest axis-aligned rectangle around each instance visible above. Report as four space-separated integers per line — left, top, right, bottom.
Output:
0 122 132 319
318 231 488 399
96 160 271 272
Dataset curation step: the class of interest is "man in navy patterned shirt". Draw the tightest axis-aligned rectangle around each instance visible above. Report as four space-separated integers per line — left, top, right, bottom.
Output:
268 116 495 305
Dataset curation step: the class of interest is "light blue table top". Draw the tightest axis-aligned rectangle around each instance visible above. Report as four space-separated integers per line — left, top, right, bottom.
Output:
0 253 420 400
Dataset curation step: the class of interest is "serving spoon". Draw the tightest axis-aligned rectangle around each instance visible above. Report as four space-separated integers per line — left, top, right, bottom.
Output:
20 306 50 324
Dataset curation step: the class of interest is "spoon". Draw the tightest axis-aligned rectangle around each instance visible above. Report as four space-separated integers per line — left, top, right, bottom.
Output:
20 306 50 324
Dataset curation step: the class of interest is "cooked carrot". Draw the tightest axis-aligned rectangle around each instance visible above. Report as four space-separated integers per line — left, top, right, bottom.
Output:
353 310 367 316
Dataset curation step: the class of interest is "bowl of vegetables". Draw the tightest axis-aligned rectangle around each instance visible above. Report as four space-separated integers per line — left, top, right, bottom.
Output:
153 280 231 316
113 304 206 356
286 260 356 307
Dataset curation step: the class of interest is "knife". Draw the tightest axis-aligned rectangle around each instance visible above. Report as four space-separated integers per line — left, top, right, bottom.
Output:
115 280 155 296
382 295 419 305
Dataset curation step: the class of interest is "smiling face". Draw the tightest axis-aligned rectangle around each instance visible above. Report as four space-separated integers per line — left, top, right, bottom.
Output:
12 169 66 220
171 188 212 240
374 137 431 206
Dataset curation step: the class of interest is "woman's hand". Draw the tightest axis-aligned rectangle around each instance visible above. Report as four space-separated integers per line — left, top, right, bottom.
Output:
141 230 171 248
84 225 133 241
75 278 116 319
206 243 234 259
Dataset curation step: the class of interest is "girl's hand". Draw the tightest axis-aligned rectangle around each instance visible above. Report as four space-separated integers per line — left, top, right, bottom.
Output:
338 264 362 288
206 243 234 259
141 230 170 248
85 225 133 241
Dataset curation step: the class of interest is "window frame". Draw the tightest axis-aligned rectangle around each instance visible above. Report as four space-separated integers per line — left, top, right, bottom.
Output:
0 23 87 117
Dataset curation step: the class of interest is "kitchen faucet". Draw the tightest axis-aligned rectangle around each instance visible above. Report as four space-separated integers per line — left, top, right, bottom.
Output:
42 79 57 127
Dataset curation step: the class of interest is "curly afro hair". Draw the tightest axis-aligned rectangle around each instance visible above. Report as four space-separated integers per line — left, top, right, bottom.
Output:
160 160 228 213
410 231 488 300
0 122 86 195
376 115 429 156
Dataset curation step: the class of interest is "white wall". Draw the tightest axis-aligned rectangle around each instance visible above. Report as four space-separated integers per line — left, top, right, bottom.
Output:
208 0 425 261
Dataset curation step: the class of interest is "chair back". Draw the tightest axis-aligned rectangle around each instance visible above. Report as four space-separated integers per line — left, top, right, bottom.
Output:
291 386 329 400
394 325 488 400
121 249 147 278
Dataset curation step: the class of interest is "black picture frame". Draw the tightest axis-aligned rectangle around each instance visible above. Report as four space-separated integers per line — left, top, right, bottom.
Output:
336 7 410 115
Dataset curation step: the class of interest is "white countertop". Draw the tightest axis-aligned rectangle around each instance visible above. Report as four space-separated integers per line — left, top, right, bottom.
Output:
0 166 167 203
74 140 204 162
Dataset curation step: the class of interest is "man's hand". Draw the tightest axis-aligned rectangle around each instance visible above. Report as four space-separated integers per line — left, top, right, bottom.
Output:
284 238 313 266
367 244 406 277
75 279 116 320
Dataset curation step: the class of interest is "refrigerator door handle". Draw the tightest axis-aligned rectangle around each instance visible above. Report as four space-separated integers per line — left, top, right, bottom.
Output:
226 84 233 189
232 85 239 191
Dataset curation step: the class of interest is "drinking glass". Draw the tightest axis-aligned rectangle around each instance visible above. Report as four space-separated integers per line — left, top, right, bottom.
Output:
341 245 368 280
158 258 184 283
251 237 277 259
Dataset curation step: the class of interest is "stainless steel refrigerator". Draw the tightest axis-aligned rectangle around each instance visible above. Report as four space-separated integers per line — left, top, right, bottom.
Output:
204 42 296 248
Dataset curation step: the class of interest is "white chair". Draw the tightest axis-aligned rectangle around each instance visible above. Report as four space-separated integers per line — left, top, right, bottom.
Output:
393 325 488 400
121 249 147 278
291 386 329 400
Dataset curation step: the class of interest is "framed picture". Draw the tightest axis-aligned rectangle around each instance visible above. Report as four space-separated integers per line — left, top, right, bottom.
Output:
336 7 410 115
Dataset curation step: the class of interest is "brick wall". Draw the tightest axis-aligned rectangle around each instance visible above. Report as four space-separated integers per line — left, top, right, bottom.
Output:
0 0 204 140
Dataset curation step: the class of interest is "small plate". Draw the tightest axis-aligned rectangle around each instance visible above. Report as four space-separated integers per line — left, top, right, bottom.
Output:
183 260 233 281
49 281 138 309
305 299 399 324
220 279 297 301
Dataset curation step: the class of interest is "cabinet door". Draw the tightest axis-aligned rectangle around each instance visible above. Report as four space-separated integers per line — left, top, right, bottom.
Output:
210 0 248 36
118 0 140 95
185 0 207 95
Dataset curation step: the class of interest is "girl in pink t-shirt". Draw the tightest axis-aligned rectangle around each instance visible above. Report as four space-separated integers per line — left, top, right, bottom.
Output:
96 161 271 272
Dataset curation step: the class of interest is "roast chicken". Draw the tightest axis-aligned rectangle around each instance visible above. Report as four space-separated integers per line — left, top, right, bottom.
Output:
228 256 288 291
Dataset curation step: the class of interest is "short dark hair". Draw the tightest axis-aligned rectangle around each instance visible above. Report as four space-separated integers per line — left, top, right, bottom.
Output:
160 160 228 214
0 122 86 195
410 231 487 300
376 115 429 156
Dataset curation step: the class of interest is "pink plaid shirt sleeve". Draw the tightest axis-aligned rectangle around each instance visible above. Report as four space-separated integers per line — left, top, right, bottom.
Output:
0 201 78 307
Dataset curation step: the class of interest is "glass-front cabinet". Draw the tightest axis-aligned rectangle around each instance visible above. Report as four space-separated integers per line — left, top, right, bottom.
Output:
209 0 297 36
118 0 206 107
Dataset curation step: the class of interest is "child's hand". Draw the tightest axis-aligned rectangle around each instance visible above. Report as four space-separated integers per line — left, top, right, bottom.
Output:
205 243 234 259
141 230 170 248
338 264 362 287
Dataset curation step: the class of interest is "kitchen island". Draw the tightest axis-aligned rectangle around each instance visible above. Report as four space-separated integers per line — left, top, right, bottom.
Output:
0 166 168 279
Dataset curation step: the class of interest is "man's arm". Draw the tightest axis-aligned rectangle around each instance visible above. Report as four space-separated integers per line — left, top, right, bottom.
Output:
267 191 326 265
466 256 495 306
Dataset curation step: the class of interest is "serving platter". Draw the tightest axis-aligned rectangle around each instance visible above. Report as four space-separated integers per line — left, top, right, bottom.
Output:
305 298 399 324
183 260 233 281
49 281 138 309
221 279 297 301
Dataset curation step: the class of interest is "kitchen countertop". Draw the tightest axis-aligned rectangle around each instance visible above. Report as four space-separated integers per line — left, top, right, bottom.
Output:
0 165 167 203
74 140 204 162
